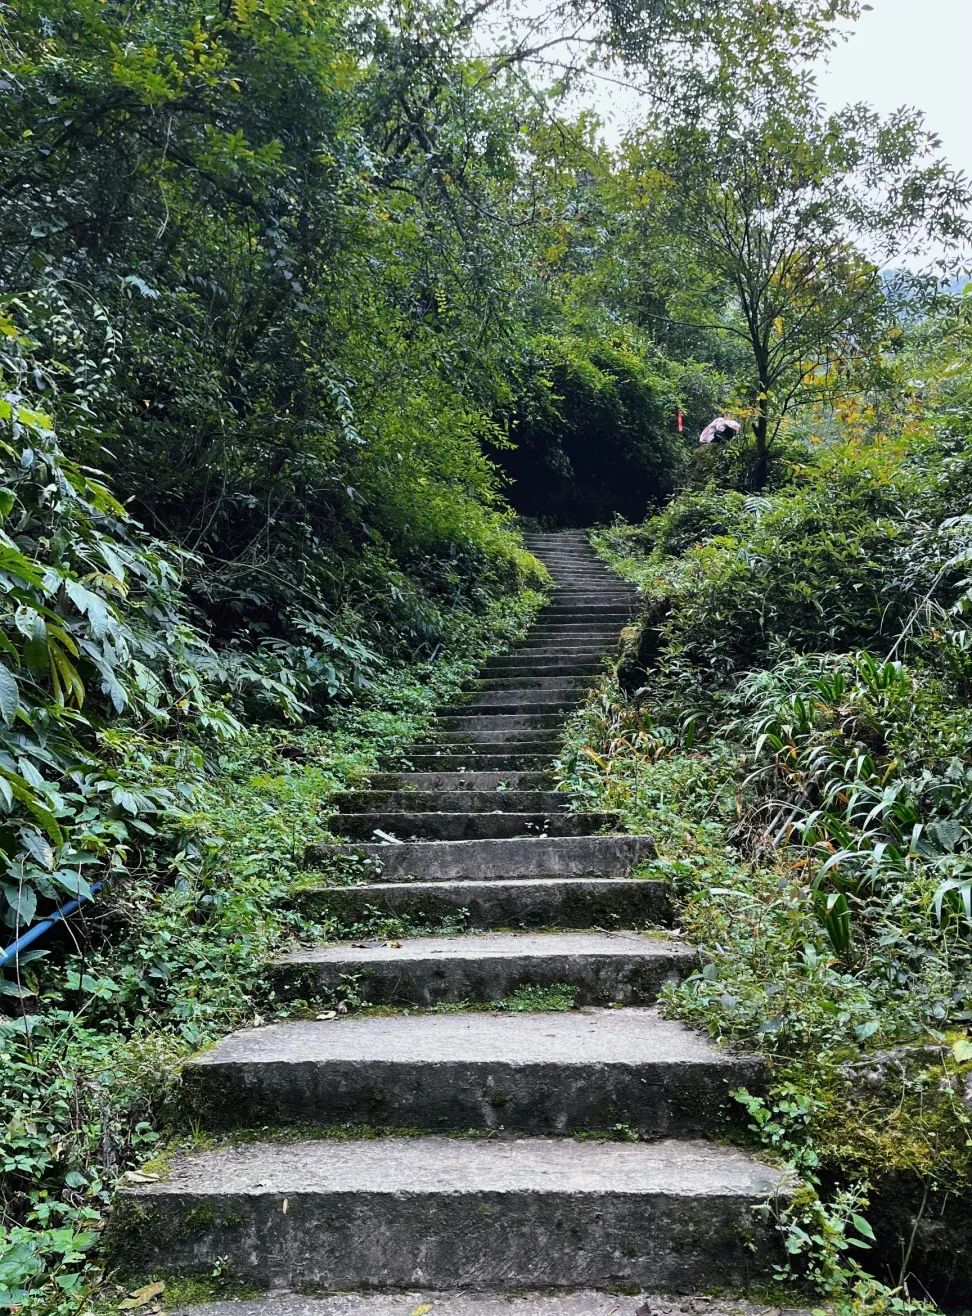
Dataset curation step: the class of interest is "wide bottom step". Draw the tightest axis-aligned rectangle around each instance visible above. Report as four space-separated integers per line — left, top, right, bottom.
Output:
112 1136 787 1292
169 1296 812 1316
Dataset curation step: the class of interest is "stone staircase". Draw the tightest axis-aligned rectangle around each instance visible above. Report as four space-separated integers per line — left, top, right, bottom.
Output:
110 531 788 1312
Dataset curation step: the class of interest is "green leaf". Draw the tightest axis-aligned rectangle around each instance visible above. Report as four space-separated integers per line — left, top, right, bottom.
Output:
2 881 37 926
0 662 19 723
850 1212 876 1242
0 543 45 588
21 829 55 871
952 1038 972 1064
64 578 113 639
2 772 64 845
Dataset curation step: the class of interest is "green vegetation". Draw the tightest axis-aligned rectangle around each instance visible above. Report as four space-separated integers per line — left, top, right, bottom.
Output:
559 298 972 1307
2 0 971 1310
0 584 542 1310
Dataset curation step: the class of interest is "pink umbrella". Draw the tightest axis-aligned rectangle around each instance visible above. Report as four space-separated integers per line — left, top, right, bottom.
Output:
699 416 741 445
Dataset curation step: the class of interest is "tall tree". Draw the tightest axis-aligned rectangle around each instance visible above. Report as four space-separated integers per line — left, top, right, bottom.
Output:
624 79 972 485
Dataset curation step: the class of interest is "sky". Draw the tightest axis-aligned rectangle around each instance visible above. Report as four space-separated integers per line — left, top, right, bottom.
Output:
578 0 970 185
815 0 970 182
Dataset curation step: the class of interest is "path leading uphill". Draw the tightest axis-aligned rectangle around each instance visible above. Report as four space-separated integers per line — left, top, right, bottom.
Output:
110 531 788 1312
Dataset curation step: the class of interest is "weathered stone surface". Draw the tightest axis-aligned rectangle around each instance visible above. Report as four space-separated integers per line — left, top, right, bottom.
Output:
480 659 605 676
271 930 694 1006
328 811 618 842
406 743 563 760
305 835 655 880
392 753 556 771
410 738 564 755
111 1136 788 1291
367 772 555 791
436 712 565 730
297 875 670 930
414 729 564 744
540 609 632 620
184 1007 764 1134
171 1294 814 1316
464 676 591 692
333 790 570 813
439 700 579 716
502 641 615 652
527 622 625 631
459 686 584 707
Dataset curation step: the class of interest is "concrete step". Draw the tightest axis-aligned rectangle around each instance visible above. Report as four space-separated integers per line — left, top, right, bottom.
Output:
498 644 613 658
500 649 614 663
167 1293 813 1316
407 747 562 765
538 613 632 625
272 930 691 1006
490 646 611 659
334 790 571 813
525 627 626 639
540 602 633 613
456 692 583 712
410 737 563 752
183 1007 764 1135
543 590 623 598
480 660 603 677
328 811 618 842
414 731 563 747
523 615 623 626
462 679 591 700
436 713 564 731
536 565 606 573
418 727 562 743
389 754 554 771
440 700 580 717
368 771 555 791
541 594 632 603
298 875 670 929
306 834 654 880
110 1135 786 1291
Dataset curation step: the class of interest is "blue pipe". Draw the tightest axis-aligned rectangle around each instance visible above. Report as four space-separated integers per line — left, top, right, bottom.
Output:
0 881 105 970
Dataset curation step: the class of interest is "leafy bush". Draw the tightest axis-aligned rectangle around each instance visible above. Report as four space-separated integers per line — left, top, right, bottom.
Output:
503 330 719 524
567 322 972 1303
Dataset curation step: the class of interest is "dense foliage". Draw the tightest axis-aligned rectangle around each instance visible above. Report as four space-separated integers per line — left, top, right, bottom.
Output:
562 295 972 1304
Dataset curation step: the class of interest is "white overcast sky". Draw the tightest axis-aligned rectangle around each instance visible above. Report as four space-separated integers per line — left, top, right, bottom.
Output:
816 0 970 180
582 0 969 182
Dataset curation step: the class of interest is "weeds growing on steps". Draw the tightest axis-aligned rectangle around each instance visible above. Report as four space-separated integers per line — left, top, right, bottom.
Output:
0 583 544 1313
556 396 972 1311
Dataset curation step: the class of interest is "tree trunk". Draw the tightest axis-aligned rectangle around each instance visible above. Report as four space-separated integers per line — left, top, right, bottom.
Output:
751 394 771 491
